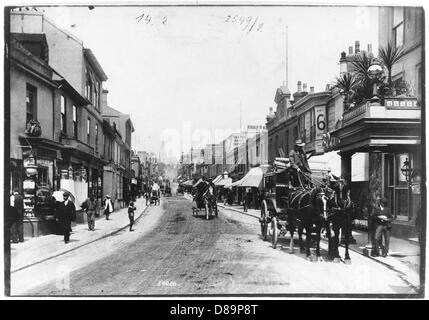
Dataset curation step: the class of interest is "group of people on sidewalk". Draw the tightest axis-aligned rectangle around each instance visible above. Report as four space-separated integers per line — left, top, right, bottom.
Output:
9 189 140 244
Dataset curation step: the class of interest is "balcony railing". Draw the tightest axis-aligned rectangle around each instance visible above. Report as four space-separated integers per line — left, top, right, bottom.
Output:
342 97 420 126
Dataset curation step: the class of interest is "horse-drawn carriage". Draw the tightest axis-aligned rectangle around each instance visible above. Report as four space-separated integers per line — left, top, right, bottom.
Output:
150 189 160 206
164 185 172 197
192 179 218 220
259 158 353 263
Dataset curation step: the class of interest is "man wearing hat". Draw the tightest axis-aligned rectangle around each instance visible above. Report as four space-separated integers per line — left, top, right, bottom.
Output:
104 195 114 220
56 192 76 243
289 139 312 188
372 197 393 257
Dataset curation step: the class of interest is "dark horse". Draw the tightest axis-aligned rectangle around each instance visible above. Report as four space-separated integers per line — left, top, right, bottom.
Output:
286 187 329 261
325 179 353 263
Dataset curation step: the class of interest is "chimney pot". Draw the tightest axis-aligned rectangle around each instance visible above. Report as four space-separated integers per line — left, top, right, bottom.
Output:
368 43 372 54
355 40 360 54
349 46 353 55
303 83 308 92
297 81 302 92
310 86 315 93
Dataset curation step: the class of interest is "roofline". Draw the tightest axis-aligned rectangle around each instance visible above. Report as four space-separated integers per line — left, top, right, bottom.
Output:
11 10 83 46
84 48 108 81
292 91 332 109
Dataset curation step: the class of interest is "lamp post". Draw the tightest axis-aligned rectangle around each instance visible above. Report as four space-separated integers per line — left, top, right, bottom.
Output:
401 157 413 221
367 62 383 103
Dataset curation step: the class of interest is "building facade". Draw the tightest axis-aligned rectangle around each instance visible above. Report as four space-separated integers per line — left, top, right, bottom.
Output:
328 8 423 240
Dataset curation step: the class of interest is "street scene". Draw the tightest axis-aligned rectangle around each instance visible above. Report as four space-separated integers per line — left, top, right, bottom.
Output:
5 5 424 297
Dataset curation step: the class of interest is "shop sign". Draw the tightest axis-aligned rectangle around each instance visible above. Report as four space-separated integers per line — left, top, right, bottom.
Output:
315 106 326 140
412 183 421 194
322 132 340 151
23 179 36 189
23 155 36 168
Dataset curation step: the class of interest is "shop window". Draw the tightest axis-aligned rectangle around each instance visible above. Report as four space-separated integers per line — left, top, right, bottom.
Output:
37 167 48 186
396 153 410 185
26 84 37 124
60 95 66 133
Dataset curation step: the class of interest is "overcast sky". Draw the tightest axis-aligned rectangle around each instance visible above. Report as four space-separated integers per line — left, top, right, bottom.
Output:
40 5 379 160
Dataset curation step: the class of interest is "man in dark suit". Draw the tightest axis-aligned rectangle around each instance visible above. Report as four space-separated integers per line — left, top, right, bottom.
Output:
372 197 393 257
289 139 312 188
10 188 24 243
56 192 76 243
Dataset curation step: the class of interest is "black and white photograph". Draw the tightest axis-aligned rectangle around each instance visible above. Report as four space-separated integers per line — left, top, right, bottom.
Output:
2 0 426 299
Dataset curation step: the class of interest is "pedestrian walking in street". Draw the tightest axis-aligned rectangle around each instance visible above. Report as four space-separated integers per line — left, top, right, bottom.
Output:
372 197 393 257
56 192 76 243
128 201 137 231
10 188 24 243
82 195 98 231
104 195 114 220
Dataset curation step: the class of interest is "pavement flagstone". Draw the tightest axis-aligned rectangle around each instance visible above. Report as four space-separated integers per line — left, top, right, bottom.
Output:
10 197 148 273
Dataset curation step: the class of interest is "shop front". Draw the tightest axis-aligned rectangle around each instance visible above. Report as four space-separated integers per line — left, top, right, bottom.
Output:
328 98 422 243
16 136 63 237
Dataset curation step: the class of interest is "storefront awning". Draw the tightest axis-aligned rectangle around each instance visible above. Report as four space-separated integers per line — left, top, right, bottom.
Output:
212 175 222 184
183 179 194 186
193 178 203 188
216 177 233 187
229 167 264 189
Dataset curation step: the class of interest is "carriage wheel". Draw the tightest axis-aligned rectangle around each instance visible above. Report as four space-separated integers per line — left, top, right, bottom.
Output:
271 217 278 249
260 200 268 241
205 202 209 220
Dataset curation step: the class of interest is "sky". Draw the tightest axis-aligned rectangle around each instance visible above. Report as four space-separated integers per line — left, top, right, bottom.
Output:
40 5 379 161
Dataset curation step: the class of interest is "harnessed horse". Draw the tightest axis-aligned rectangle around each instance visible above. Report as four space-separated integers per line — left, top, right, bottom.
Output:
325 179 353 263
286 187 330 261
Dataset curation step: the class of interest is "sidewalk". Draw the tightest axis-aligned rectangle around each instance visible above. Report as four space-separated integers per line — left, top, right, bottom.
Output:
218 202 421 288
10 197 149 273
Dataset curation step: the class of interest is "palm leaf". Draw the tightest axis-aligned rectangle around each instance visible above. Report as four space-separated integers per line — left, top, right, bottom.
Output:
378 42 405 71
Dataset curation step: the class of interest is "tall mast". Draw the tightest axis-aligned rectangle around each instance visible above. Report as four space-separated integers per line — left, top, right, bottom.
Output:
285 25 288 87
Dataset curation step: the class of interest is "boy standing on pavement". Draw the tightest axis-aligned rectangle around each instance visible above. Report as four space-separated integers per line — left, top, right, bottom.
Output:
128 202 137 231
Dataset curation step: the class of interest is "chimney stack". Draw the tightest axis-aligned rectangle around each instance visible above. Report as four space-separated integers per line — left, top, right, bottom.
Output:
310 86 315 93
340 51 348 74
349 46 353 55
101 89 109 112
355 40 360 54
303 83 308 92
297 81 302 92
325 84 330 91
367 43 372 54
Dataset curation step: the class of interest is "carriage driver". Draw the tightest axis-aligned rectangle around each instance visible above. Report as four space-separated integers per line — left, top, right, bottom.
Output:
289 139 312 188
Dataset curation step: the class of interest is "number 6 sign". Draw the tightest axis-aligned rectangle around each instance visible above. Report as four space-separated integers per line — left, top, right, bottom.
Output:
315 106 326 139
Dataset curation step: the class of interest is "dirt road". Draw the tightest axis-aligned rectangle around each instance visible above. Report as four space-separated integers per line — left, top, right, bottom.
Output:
14 195 417 296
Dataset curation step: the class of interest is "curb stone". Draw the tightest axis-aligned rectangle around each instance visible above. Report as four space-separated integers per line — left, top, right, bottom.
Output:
217 202 420 291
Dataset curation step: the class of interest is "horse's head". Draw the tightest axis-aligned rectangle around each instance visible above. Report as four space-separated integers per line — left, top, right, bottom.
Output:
314 189 329 221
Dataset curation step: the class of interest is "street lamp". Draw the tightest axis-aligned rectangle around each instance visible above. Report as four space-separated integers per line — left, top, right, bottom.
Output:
367 62 383 103
401 157 413 221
